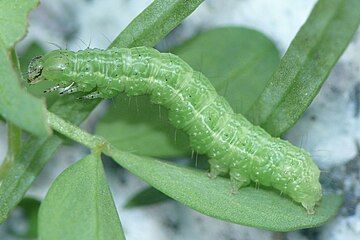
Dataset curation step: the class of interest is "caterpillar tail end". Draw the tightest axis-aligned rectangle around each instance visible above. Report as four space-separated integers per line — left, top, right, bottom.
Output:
301 201 316 215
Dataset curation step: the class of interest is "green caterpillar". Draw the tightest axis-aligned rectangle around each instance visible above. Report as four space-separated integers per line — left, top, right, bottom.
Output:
27 47 322 214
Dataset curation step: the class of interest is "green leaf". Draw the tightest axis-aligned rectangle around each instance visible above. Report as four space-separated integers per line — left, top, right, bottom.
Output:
172 27 280 114
0 0 50 137
0 0 38 48
109 0 204 48
96 27 280 157
125 159 208 208
0 0 203 223
125 186 170 208
39 154 125 240
247 0 360 136
108 148 342 231
96 95 190 157
0 48 50 137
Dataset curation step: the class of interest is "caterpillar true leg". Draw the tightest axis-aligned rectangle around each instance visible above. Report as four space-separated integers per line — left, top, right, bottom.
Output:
59 86 79 95
44 85 60 93
59 82 75 94
79 91 103 99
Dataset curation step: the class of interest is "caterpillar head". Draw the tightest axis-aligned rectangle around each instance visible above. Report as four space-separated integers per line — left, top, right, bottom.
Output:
27 50 73 85
27 56 44 84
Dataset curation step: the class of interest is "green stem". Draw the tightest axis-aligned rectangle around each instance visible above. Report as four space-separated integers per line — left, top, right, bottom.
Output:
7 123 22 159
47 111 108 152
0 123 22 179
0 48 23 180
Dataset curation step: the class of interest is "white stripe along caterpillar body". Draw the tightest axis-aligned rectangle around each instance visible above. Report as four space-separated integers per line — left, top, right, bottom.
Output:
27 47 322 214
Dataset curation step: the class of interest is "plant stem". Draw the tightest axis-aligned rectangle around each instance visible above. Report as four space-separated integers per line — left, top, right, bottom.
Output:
0 48 27 179
46 111 109 153
0 123 22 180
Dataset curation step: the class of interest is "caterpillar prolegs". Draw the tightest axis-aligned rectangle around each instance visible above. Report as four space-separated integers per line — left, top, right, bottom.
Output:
27 47 322 214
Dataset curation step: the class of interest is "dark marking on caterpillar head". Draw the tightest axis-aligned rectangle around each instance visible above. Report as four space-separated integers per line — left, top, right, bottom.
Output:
27 56 44 84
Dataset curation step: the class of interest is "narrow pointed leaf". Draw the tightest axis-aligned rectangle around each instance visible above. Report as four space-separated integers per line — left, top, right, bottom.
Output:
109 0 204 48
108 148 342 231
248 0 360 136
